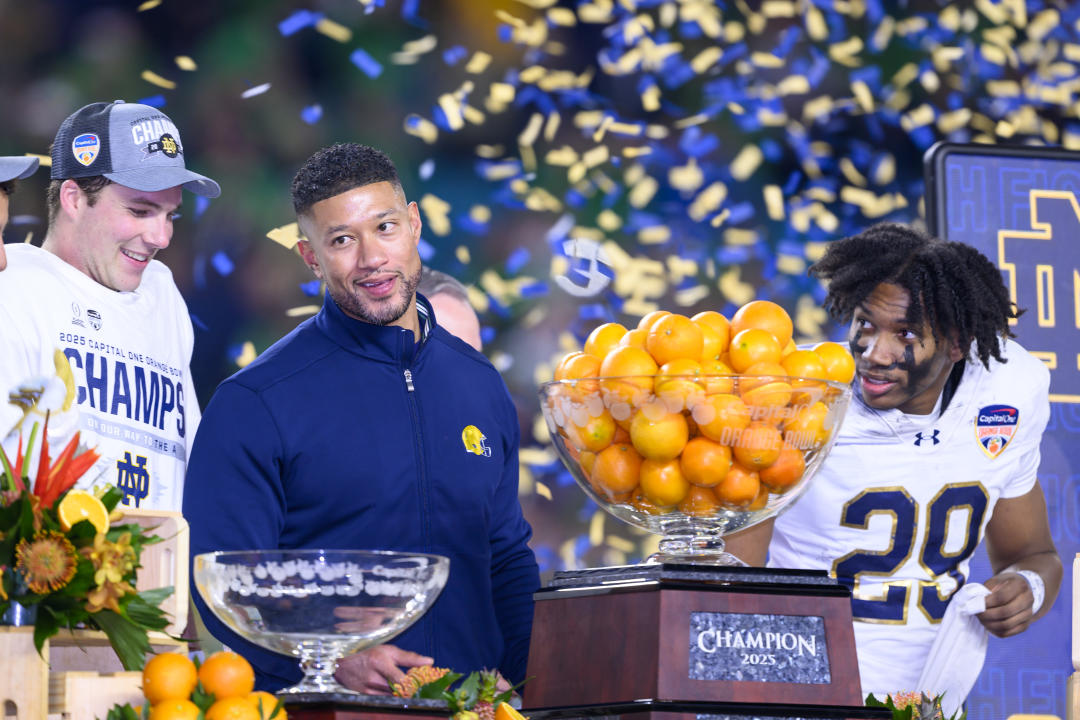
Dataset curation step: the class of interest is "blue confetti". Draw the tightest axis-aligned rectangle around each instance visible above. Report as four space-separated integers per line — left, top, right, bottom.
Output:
194 195 210 220
519 282 548 298
417 237 435 261
136 94 166 108
211 251 234 277
349 49 383 78
419 158 435 180
505 247 531 274
400 0 428 28
300 104 323 124
480 326 496 345
300 280 322 297
278 10 321 36
443 45 467 65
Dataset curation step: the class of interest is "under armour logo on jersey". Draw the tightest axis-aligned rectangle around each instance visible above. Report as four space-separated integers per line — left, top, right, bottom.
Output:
913 430 941 446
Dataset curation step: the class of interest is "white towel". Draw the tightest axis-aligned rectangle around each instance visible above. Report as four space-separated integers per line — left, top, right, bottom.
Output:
916 582 992 717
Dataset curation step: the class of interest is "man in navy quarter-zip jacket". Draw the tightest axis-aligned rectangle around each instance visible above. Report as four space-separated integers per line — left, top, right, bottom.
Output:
183 143 540 695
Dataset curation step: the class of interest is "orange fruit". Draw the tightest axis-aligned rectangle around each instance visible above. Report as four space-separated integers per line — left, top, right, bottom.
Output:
696 321 724 363
639 458 691 507
142 652 198 706
630 406 689 461
205 697 260 720
694 393 751 445
248 692 287 720
692 311 731 354
732 421 783 470
747 483 770 510
496 702 529 720
646 314 704 366
781 350 828 383
617 327 648 349
637 309 672 331
781 339 797 358
782 401 830 449
591 443 644 497
814 342 856 384
730 300 793 348
630 489 669 515
58 489 110 533
759 445 806 491
714 462 761 508
566 410 617 453
553 351 584 381
678 485 724 516
580 450 598 478
584 322 628 358
728 328 782 372
739 361 793 411
654 358 704 411
679 436 732 488
149 699 202 720
599 345 658 405
699 358 736 395
198 651 256 701
556 352 601 393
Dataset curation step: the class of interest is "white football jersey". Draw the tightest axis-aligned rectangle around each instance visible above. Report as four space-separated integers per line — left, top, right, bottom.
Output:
0 244 200 511
769 338 1049 699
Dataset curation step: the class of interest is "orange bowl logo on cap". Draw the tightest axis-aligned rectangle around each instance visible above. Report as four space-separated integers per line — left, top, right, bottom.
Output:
72 133 100 167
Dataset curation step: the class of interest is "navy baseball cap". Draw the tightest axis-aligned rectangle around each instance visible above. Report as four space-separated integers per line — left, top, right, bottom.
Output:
0 156 39 183
51 100 220 198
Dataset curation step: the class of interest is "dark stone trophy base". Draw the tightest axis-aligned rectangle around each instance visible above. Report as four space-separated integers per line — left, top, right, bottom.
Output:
524 564 868 713
282 693 449 720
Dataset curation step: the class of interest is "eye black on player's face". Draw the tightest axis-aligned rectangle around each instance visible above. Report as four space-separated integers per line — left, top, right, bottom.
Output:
848 283 963 415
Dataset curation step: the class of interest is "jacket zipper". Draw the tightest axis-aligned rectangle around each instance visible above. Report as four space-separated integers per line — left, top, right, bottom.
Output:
403 368 414 391
401 341 432 656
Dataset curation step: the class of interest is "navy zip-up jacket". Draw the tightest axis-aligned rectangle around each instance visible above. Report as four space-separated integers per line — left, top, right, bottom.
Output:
184 292 540 691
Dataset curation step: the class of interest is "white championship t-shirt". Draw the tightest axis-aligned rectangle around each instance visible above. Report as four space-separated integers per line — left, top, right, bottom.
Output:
0 244 200 511
769 339 1050 699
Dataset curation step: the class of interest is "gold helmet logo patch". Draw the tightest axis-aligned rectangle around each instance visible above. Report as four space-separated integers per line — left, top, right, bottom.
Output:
462 425 492 457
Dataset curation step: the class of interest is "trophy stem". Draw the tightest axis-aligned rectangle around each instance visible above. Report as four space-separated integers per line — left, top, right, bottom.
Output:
649 518 747 566
279 644 359 695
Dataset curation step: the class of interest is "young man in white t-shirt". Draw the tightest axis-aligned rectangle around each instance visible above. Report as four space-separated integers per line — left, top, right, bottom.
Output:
0 101 220 511
729 222 1062 703
0 155 40 269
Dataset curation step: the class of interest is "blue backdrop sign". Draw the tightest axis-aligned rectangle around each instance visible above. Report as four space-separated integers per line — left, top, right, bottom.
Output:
926 143 1079 716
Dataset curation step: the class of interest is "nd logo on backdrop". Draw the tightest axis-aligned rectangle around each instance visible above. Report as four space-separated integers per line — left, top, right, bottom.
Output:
926 143 1080 716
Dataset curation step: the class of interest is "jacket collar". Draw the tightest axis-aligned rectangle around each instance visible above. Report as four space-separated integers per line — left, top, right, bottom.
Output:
314 291 434 363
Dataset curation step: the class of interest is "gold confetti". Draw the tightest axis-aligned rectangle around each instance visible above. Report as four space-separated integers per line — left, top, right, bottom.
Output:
872 154 896 185
285 306 320 318
806 6 828 41
628 175 659 208
640 83 661 111
709 208 731 227
762 0 796 17
545 146 579 166
638 226 671 244
175 56 197 71
688 181 728 221
266 222 303 249
534 482 552 501
750 51 785 69
828 37 864 67
582 145 609 168
730 145 763 181
26 153 49 167
464 51 492 74
315 18 352 43
403 115 438 144
839 158 867 187
851 80 874 112
234 342 257 368
900 103 935 131
690 47 723 74
518 112 544 147
547 7 577 25
419 194 452 236
763 185 785 220
778 76 811 96
469 205 491 224
719 267 755 306
137 0 161 10
597 209 622 232
437 93 465 131
544 112 561 141
669 158 704 193
141 70 176 89
777 254 805 276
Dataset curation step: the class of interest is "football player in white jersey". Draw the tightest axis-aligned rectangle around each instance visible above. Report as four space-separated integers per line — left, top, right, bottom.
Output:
0 102 220 511
728 222 1062 702
0 155 40 269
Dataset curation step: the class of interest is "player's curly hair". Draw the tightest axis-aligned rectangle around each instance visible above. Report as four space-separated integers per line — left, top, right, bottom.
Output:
808 222 1020 368
291 143 402 216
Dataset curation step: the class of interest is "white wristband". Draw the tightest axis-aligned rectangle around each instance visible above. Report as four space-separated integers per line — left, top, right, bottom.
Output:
1016 570 1045 615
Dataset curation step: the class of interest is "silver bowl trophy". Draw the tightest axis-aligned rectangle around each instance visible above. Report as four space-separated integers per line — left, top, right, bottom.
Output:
194 549 449 697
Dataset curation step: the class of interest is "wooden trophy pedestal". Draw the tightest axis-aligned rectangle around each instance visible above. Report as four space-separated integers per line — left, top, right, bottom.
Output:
524 564 882 719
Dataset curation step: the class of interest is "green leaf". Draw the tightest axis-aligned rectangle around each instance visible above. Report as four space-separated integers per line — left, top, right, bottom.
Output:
191 681 215 710
125 589 173 632
417 671 463 699
91 609 150 671
32 605 60 656
102 702 142 720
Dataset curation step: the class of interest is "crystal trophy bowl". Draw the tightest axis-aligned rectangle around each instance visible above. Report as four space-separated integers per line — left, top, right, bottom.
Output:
194 549 450 695
539 374 851 564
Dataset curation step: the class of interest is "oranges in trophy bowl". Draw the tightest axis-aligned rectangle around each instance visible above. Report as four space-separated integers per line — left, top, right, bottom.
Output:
541 303 853 537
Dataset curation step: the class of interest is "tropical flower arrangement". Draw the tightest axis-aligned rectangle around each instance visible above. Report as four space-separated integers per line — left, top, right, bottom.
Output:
866 691 965 720
392 667 527 720
1 402 173 671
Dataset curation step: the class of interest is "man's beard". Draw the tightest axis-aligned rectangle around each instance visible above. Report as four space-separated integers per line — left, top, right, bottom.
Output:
331 266 422 326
